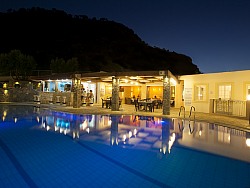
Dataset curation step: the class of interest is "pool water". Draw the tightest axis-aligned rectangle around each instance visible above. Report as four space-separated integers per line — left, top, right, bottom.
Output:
0 105 250 188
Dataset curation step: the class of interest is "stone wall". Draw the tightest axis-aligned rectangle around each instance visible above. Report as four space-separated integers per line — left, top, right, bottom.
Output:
0 87 39 102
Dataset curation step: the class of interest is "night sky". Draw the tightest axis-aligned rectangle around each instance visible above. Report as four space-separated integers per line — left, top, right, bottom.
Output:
1 0 250 73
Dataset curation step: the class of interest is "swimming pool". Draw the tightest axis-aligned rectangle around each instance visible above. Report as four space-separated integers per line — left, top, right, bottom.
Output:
0 105 249 187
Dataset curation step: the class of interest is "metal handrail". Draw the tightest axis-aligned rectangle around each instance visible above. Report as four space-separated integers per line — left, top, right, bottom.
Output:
178 106 185 132
178 106 185 118
189 106 195 120
188 106 196 134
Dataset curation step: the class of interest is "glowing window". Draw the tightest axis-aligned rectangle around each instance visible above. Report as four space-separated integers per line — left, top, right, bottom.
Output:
218 85 231 100
194 85 206 101
246 85 250 100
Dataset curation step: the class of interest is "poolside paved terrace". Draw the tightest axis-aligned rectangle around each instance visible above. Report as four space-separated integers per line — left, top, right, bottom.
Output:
36 103 250 132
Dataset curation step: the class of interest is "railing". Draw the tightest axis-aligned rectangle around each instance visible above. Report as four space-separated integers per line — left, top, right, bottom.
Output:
189 106 195 120
178 106 185 132
178 106 196 133
178 106 185 118
213 99 246 117
188 106 195 134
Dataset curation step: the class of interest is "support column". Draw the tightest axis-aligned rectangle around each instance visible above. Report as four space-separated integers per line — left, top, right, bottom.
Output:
72 74 81 108
111 76 120 111
140 84 147 99
162 72 171 115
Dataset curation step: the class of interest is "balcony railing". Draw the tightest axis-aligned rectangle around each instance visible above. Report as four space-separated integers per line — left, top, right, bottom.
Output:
213 99 246 117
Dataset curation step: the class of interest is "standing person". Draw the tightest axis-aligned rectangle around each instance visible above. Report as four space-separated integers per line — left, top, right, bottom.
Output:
89 90 94 106
82 88 87 106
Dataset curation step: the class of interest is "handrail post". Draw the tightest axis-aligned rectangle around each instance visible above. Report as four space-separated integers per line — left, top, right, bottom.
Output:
178 106 185 119
189 106 195 120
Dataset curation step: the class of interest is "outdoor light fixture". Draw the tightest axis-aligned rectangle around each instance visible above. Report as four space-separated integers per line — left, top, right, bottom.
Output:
246 132 250 147
4 90 8 95
3 83 7 88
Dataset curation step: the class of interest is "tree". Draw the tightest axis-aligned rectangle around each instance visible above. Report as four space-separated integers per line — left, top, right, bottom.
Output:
50 57 79 73
0 50 37 80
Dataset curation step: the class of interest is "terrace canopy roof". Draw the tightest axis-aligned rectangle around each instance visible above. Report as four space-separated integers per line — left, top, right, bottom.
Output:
32 70 179 84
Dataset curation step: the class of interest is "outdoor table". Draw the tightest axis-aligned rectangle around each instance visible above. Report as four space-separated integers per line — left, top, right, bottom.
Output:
138 101 153 112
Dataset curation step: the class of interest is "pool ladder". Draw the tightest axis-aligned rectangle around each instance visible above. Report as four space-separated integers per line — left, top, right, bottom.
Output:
188 106 196 134
178 106 185 131
178 106 196 134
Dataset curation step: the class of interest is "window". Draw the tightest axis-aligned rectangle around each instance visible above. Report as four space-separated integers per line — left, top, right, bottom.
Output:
247 85 250 100
194 84 207 101
218 84 231 100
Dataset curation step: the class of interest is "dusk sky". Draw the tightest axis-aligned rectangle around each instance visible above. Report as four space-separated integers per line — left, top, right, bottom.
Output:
1 0 250 73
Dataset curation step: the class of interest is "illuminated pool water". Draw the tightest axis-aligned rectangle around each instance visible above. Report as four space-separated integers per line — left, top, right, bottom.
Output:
0 105 250 187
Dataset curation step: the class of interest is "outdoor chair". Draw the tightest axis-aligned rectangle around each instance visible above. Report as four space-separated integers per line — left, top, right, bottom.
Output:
101 98 106 108
147 100 156 112
156 100 162 109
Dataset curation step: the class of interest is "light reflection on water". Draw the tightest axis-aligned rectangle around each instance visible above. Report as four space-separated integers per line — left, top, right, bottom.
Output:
1 105 250 163
34 107 250 163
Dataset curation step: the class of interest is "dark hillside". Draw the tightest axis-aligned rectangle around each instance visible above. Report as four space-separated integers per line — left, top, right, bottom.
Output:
0 7 200 75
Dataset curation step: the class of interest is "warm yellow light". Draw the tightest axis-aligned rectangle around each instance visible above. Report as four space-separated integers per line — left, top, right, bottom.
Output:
246 138 250 147
15 82 19 84
108 119 112 126
4 90 8 95
170 78 177 85
247 95 250 100
3 110 7 117
3 83 7 88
